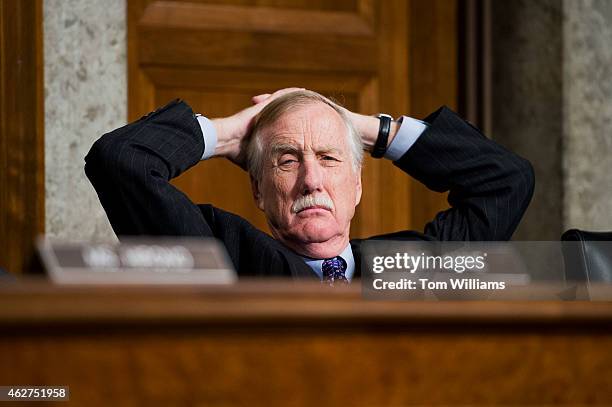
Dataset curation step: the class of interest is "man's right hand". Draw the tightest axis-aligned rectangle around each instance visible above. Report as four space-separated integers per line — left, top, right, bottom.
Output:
211 88 304 169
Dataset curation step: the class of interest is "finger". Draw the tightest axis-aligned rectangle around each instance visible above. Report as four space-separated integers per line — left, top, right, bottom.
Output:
251 87 306 107
272 87 305 97
251 94 272 104
257 88 305 105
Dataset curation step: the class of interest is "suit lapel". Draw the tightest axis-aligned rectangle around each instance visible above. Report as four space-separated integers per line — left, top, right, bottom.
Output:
293 259 320 279
281 248 320 280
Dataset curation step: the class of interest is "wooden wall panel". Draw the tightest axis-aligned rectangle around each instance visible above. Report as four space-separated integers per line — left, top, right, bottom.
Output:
409 0 458 230
0 0 44 274
128 0 455 238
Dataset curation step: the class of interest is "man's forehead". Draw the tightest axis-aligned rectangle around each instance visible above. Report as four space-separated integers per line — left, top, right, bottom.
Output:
261 103 348 145
269 139 342 155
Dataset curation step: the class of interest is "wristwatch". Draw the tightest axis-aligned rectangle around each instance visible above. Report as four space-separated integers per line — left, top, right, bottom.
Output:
371 113 394 158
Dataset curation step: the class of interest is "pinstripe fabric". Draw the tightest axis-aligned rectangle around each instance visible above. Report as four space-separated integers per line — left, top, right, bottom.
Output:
394 107 535 242
85 100 534 280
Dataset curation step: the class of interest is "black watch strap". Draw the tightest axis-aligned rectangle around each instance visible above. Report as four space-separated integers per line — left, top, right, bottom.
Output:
372 114 393 158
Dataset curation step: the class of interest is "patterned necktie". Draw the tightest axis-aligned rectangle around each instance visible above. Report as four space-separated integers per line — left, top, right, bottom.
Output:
322 256 348 286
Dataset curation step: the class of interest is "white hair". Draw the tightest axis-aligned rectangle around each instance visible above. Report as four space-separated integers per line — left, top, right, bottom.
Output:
246 90 363 180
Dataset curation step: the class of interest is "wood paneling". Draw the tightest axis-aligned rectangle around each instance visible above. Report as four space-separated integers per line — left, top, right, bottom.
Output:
128 0 454 238
1 282 612 406
0 0 44 274
410 0 458 230
138 2 375 35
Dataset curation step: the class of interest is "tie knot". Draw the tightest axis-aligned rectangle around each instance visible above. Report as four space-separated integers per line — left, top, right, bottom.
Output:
322 256 348 285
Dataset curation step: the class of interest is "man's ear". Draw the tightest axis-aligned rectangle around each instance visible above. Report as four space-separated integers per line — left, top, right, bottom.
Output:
250 174 265 211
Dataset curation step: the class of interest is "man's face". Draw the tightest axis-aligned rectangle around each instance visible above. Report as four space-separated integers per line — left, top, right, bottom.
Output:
251 102 362 259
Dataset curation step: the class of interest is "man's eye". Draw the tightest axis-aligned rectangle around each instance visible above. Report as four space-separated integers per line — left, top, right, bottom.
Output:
322 156 339 161
280 159 297 165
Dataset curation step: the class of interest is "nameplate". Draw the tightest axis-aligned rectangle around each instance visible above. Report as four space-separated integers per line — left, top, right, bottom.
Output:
37 237 237 285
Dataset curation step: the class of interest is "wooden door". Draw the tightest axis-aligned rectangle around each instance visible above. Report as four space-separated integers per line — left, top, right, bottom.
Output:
0 0 44 274
128 0 455 238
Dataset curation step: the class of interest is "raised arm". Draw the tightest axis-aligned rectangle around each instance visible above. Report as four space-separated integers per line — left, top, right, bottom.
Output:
85 100 213 236
84 88 302 237
347 106 534 241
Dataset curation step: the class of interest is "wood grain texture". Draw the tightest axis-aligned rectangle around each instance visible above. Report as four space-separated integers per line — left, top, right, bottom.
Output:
128 0 456 239
409 0 458 230
1 282 612 406
139 2 375 35
0 0 44 274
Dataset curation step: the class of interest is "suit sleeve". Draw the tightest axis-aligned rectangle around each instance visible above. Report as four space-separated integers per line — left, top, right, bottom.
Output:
394 106 535 241
84 99 214 237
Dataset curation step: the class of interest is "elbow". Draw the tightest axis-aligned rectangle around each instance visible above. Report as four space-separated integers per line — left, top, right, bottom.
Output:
84 136 106 181
86 132 116 165
84 137 108 191
84 131 130 185
86 127 134 169
85 133 108 165
499 157 535 240
518 157 535 209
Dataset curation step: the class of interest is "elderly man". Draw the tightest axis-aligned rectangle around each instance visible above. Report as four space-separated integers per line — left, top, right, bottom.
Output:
85 88 534 284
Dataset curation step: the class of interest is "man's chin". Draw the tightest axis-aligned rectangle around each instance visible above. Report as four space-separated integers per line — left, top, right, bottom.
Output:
292 220 338 242
286 224 348 258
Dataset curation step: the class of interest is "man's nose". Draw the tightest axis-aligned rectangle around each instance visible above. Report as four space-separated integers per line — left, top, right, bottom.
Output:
299 157 324 195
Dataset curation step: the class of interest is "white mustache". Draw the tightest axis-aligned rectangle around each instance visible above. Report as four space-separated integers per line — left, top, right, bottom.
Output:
292 194 334 213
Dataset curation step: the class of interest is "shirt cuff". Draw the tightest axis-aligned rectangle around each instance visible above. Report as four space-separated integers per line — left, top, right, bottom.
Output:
196 114 218 160
384 116 428 161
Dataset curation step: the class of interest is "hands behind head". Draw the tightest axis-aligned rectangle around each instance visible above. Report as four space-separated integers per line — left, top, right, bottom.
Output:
211 88 305 169
211 87 380 169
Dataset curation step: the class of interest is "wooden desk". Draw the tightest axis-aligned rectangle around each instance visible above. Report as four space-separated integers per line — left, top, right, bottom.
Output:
1 280 611 406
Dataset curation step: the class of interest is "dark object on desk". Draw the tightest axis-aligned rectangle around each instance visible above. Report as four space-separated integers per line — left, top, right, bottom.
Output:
562 229 612 283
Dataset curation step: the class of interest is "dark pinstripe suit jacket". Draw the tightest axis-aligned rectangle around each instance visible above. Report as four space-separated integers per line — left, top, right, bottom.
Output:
85 100 534 280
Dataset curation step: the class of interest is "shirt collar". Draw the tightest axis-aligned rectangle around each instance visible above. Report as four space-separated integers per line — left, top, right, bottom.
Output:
301 244 355 282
